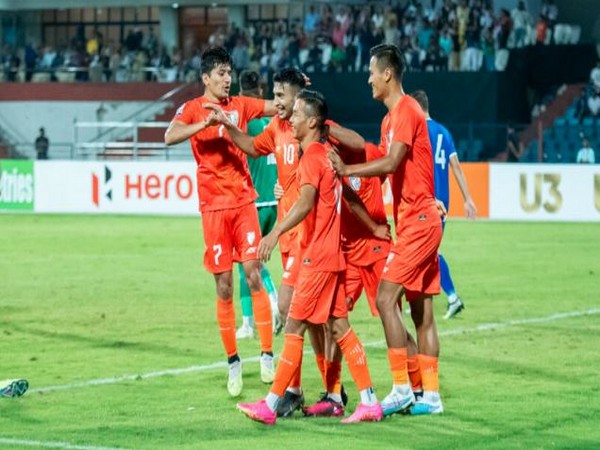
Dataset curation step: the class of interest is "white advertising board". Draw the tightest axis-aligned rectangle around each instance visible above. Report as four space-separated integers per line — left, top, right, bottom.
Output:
489 164 600 221
35 161 198 215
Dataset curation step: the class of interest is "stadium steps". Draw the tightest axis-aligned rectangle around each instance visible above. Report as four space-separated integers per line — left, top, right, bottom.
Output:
520 83 585 148
97 82 202 160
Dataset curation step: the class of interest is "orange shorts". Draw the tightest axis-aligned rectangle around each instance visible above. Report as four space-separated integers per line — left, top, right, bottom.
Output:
280 251 301 287
202 202 261 274
288 270 347 324
345 258 386 317
381 221 442 300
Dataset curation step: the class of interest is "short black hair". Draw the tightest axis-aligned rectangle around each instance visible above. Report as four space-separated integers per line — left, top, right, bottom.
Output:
411 90 429 113
239 70 261 96
296 89 328 131
201 46 232 75
273 68 306 90
370 44 405 81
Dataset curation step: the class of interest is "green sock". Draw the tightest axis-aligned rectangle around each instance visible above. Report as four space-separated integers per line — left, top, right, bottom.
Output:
260 263 278 301
237 264 253 319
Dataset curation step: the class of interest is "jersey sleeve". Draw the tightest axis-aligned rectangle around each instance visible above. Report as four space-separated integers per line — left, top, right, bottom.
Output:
390 106 417 150
172 101 196 125
252 120 276 155
298 144 323 189
240 96 266 122
444 127 457 158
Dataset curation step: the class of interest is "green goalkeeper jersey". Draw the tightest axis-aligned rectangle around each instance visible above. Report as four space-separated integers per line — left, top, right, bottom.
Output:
247 117 278 207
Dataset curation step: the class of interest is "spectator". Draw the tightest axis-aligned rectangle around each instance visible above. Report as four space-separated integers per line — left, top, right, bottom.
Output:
590 59 600 91
506 124 523 162
418 18 435 52
576 138 595 164
143 26 158 57
35 127 49 160
587 88 600 117
456 0 470 47
497 9 513 50
24 43 38 82
541 0 559 32
481 27 496 71
536 14 549 45
231 38 249 74
304 4 320 35
511 1 531 48
383 5 398 45
462 19 482 71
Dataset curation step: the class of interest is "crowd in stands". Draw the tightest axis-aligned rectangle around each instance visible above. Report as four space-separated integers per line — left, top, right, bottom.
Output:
0 0 582 83
576 59 600 122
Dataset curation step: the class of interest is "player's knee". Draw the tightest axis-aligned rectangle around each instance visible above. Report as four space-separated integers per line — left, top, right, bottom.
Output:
376 294 394 315
284 317 304 335
217 285 233 300
244 267 263 292
329 319 349 341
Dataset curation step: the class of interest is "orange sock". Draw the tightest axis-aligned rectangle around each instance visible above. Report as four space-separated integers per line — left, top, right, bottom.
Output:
337 328 372 391
288 351 303 390
407 354 422 391
418 354 439 392
387 348 409 385
251 289 273 353
271 334 304 397
216 298 237 357
325 359 342 394
315 353 326 389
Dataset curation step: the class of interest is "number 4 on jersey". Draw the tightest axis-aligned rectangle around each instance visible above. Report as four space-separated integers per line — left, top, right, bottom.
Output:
434 134 446 170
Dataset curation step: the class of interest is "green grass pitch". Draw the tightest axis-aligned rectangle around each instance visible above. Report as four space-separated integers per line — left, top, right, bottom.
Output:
1 214 599 449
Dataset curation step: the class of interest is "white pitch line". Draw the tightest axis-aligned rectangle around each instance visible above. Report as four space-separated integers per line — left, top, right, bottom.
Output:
30 307 600 395
0 438 126 450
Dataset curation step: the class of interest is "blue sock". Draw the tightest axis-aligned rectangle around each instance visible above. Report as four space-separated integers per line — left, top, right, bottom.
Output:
439 254 456 299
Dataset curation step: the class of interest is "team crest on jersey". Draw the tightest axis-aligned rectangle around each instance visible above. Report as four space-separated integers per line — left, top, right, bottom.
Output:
246 231 256 245
349 176 361 191
175 104 185 116
226 110 239 126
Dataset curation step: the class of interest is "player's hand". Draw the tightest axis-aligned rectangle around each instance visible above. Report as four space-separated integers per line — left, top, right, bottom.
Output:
464 198 477 219
258 232 278 262
372 223 392 241
203 103 229 126
273 183 284 200
435 199 448 221
328 150 347 176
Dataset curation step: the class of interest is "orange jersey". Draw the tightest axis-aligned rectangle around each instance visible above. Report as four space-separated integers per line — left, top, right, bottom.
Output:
341 143 390 266
380 95 439 231
173 95 265 212
297 140 345 272
253 115 301 254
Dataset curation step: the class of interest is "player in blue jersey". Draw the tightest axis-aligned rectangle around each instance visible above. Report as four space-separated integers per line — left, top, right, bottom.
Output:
411 90 477 319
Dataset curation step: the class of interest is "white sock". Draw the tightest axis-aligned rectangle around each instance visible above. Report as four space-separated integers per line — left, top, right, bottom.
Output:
286 387 302 395
242 316 253 328
229 360 241 378
359 387 378 406
448 294 458 304
265 392 280 412
421 391 441 404
392 383 412 396
328 392 342 404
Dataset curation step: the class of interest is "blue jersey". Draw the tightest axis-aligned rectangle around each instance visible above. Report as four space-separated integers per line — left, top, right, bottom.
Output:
426 118 457 210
